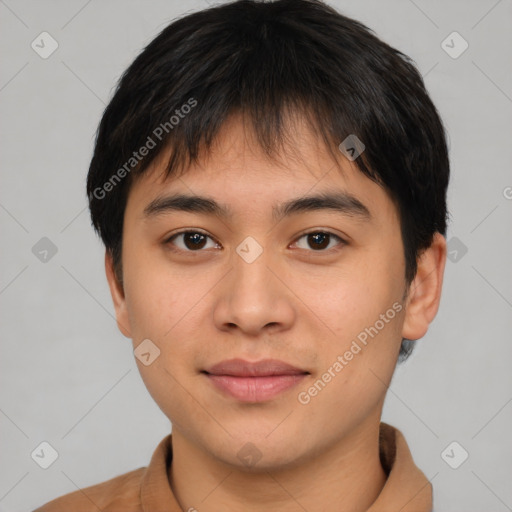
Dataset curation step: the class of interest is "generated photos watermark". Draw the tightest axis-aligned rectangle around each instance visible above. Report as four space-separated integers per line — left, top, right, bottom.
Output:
92 97 198 200
297 301 403 405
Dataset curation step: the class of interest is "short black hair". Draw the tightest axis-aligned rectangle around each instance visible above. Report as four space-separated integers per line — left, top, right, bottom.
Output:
87 0 450 361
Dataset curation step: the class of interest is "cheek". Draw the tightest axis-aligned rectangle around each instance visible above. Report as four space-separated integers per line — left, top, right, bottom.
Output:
303 252 405 398
122 246 204 339
304 303 404 429
303 258 403 341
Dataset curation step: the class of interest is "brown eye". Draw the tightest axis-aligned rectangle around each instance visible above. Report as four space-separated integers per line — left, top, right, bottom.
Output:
167 231 219 251
294 231 344 251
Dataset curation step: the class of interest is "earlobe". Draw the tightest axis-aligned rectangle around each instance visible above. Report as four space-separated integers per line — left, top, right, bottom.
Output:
401 233 447 341
104 251 132 338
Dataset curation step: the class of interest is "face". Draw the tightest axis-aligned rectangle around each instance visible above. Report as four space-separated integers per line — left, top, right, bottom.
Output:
107 113 443 470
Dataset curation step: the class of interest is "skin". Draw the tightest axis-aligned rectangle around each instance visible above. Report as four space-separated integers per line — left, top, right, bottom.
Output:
106 113 446 512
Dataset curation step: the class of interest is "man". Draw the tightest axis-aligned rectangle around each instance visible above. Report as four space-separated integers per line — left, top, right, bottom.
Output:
35 0 448 510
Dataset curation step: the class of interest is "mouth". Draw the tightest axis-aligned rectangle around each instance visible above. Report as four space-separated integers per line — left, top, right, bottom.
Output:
202 358 310 402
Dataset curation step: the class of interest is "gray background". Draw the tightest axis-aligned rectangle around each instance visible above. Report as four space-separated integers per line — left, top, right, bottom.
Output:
1 1 511 511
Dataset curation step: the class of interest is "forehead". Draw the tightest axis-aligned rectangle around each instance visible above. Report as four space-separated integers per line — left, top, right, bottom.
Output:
125 113 396 225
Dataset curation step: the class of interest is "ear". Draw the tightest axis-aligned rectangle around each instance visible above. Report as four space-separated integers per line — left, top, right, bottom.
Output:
402 232 447 341
105 251 132 338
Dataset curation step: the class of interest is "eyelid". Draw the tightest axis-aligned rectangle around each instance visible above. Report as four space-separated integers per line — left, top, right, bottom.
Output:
165 227 211 241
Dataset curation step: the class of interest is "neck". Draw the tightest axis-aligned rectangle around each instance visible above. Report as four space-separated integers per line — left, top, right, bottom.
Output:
168 418 387 512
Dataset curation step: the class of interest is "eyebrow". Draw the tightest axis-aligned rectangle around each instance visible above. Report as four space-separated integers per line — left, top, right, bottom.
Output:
143 191 371 221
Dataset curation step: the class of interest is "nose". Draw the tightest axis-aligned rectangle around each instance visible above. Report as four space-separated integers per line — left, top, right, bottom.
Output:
212 245 296 337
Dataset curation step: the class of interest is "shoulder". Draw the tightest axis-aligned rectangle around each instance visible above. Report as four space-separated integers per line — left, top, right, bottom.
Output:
33 466 146 512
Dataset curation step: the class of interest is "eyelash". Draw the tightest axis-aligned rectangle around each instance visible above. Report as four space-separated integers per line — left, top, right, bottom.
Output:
164 229 346 254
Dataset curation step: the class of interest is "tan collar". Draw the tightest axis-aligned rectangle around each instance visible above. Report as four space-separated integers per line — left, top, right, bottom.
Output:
368 422 432 511
141 422 432 511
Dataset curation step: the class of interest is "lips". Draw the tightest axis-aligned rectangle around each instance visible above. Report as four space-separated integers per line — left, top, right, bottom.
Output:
203 358 309 402
204 358 308 377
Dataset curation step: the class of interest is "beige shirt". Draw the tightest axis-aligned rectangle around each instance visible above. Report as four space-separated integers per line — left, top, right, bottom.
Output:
34 422 432 511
